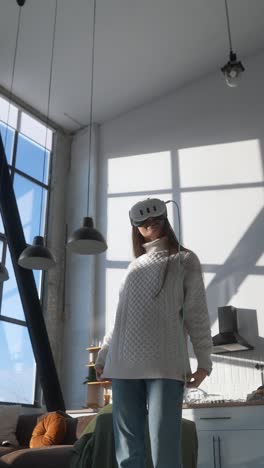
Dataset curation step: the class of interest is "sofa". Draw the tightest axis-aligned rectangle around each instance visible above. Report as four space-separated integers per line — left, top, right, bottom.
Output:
0 412 95 468
0 409 198 468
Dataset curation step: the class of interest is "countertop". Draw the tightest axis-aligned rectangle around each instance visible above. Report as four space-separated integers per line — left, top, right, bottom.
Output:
183 399 264 408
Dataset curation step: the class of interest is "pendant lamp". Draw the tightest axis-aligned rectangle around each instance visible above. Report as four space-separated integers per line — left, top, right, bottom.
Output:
221 0 245 87
18 235 55 270
67 0 107 255
18 1 56 270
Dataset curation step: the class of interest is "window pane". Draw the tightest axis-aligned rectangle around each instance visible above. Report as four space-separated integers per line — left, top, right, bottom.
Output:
0 321 36 404
16 134 50 184
0 122 15 164
20 112 52 151
0 97 18 129
0 240 3 258
0 248 41 320
33 269 42 296
14 174 47 243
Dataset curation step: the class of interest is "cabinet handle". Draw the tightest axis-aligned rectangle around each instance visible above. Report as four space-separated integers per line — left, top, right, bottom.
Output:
213 436 217 468
199 416 231 420
218 436 222 468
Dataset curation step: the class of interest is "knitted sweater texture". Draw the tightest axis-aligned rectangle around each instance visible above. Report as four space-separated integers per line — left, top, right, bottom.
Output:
96 238 213 381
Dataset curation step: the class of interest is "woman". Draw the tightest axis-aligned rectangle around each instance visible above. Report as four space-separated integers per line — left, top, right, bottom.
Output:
95 198 212 468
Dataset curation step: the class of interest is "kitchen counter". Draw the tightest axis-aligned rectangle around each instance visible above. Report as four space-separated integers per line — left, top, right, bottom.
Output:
183 399 264 408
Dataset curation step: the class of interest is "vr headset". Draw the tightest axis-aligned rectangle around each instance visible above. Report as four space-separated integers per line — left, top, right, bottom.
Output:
129 198 168 227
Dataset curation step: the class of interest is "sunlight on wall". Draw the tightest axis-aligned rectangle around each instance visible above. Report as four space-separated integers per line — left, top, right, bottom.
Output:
203 272 216 289
179 140 263 187
107 151 174 262
179 139 264 401
101 140 264 402
106 151 173 332
256 253 264 266
230 275 264 334
181 187 263 264
108 152 172 193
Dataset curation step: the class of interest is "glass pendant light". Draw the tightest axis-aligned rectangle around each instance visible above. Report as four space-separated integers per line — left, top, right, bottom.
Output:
221 51 245 88
18 1 57 270
67 0 107 255
221 0 245 87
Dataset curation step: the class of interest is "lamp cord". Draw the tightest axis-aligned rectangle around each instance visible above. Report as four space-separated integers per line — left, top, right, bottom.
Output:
39 0 58 236
87 0 97 216
0 6 22 187
0 3 22 255
224 0 233 52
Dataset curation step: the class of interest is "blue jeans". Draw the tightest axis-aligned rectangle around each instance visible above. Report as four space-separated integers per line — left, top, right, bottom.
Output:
112 379 185 468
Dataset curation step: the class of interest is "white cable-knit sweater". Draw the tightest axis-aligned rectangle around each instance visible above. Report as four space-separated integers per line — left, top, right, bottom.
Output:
96 238 213 381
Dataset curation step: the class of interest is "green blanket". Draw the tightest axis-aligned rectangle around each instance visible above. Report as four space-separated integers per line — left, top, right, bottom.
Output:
71 407 198 468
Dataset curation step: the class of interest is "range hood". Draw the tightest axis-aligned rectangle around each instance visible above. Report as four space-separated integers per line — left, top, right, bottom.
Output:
212 306 254 354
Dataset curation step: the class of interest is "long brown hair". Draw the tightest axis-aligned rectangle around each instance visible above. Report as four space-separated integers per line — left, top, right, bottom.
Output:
132 218 187 258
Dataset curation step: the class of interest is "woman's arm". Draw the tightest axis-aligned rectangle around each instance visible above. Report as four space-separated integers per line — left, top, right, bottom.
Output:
94 265 131 374
95 328 114 370
182 251 213 376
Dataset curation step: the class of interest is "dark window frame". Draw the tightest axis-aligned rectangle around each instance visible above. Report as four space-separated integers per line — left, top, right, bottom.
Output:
0 105 53 408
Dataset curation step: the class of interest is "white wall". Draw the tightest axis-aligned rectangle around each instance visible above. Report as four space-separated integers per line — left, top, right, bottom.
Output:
44 131 71 384
63 125 99 409
96 49 264 402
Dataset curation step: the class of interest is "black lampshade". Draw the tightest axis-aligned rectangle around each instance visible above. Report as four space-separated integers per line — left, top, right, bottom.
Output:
0 262 9 282
67 217 107 255
18 236 56 270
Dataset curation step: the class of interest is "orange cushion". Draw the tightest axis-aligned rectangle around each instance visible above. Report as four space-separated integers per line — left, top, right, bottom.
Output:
29 412 67 448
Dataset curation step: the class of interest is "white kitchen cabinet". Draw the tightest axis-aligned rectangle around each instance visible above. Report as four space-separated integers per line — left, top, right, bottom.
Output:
183 405 264 468
194 431 214 468
218 430 264 468
197 430 264 468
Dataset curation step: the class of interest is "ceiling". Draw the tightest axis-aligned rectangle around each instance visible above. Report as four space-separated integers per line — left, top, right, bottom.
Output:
0 0 264 132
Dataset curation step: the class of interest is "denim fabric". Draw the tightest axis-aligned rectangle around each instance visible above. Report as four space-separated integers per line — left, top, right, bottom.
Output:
112 379 184 468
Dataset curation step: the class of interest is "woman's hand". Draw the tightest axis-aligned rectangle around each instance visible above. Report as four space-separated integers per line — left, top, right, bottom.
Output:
186 368 208 388
95 366 104 381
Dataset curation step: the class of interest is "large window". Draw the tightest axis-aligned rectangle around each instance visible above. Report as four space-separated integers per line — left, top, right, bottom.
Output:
0 96 53 405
